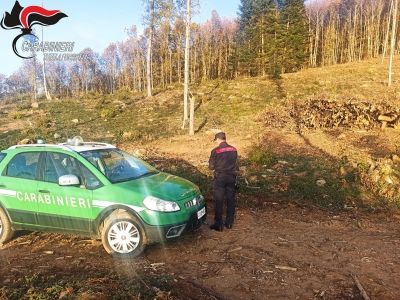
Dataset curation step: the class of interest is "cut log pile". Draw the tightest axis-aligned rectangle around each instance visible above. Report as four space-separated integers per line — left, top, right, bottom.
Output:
258 99 400 132
256 103 297 131
257 99 400 202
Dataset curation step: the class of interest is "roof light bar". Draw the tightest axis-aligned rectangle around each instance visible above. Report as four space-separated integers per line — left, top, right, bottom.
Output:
70 136 84 146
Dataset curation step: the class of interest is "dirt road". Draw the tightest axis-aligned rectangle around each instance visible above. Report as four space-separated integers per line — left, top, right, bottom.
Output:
1 197 399 299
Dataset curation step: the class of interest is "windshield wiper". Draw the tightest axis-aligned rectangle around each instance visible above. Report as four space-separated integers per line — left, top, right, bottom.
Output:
134 170 159 180
111 171 159 183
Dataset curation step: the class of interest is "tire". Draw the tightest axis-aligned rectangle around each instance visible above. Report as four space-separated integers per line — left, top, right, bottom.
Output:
101 210 146 258
0 207 14 244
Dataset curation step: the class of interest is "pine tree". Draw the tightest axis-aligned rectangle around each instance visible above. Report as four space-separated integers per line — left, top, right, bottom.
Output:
235 0 308 77
264 0 284 79
280 0 308 73
234 0 258 76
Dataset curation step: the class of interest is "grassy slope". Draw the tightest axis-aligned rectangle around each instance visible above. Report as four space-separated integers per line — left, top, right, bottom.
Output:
1 56 400 299
1 56 400 209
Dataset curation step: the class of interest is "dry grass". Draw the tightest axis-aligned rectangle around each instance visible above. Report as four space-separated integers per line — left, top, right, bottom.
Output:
1 55 400 208
280 56 400 103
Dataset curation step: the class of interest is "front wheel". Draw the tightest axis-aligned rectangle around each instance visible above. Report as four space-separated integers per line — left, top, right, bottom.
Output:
101 210 146 258
0 207 14 244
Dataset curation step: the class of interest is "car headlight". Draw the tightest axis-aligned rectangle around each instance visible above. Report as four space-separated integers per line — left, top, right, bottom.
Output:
143 196 180 212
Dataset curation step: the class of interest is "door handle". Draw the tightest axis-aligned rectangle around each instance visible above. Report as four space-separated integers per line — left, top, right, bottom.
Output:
0 184 6 188
38 190 50 193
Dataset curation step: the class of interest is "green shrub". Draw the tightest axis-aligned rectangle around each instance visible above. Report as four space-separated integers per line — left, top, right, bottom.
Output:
115 89 131 101
248 145 276 167
100 108 117 119
8 111 24 119
37 94 47 101
95 96 108 109
34 116 52 130
17 102 33 110
220 82 229 91
87 91 98 99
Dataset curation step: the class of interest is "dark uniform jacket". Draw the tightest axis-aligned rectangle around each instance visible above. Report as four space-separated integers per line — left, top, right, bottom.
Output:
208 142 237 178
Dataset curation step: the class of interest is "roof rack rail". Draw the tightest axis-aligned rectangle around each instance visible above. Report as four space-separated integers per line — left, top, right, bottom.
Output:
8 144 73 151
58 142 116 148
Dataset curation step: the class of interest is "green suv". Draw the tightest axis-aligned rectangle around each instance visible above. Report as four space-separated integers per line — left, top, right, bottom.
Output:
0 136 206 257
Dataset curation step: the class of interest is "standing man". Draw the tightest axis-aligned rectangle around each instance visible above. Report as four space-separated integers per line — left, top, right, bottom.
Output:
208 132 238 231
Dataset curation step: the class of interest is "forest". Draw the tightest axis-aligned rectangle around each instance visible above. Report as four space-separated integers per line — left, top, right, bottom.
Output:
0 0 397 100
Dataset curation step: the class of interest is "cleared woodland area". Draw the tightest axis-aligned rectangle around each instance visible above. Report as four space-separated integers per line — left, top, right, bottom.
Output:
0 55 400 299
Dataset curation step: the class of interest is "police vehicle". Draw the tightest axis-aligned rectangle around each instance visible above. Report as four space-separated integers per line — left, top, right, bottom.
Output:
0 136 206 257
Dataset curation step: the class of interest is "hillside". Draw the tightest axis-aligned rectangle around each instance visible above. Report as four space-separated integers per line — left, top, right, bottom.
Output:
3 55 399 206
1 56 400 299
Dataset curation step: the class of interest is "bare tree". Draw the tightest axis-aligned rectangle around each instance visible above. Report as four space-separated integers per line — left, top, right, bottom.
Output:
388 0 398 87
124 26 146 92
182 0 191 130
7 69 31 99
306 0 391 67
77 48 97 94
171 17 185 83
0 73 6 100
382 0 393 61
146 0 154 97
41 0 51 100
141 0 174 97
102 43 119 93
177 0 199 134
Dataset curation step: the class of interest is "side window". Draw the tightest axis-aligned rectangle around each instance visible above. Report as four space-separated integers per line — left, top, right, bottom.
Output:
6 152 40 180
45 153 67 183
45 152 80 183
0 153 6 163
44 152 102 189
78 161 103 190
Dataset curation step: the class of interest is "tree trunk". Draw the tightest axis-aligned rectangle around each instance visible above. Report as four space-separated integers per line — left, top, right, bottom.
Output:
382 0 393 61
41 1 51 100
183 0 191 130
146 0 155 97
389 0 398 87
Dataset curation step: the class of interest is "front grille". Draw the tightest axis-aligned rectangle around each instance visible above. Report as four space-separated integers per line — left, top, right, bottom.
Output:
186 206 207 232
184 195 204 209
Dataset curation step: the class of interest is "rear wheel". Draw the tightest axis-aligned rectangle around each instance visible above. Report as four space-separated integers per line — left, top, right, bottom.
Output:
101 210 146 258
0 207 14 244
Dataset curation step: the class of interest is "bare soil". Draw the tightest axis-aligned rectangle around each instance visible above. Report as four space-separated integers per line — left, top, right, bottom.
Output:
1 128 400 300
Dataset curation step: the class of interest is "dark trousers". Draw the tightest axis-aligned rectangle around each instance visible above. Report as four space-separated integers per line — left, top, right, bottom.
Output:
213 176 236 226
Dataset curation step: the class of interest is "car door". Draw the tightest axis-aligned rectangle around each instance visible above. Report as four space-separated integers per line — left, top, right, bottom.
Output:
36 151 100 232
0 151 40 225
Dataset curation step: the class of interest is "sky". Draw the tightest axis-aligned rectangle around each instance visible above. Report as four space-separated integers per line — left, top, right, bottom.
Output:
0 0 241 77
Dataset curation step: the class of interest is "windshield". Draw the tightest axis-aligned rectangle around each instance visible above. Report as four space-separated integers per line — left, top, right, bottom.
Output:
79 148 158 183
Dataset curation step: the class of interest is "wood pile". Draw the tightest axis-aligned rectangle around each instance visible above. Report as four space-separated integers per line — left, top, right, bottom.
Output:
258 99 400 132
256 103 297 131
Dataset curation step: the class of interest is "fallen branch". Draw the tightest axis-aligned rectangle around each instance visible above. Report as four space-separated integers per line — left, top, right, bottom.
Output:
235 254 254 261
17 241 31 245
75 239 93 243
244 178 260 189
228 246 242 253
150 262 165 267
275 265 297 271
186 279 227 300
351 274 371 300
245 185 261 189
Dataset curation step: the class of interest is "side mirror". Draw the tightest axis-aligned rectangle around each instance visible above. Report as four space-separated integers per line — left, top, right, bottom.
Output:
59 174 80 186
